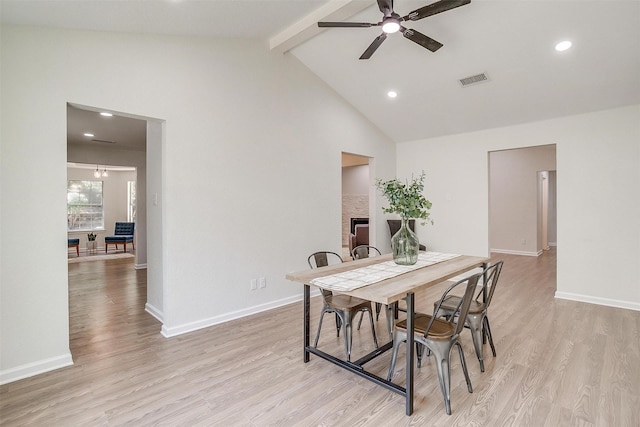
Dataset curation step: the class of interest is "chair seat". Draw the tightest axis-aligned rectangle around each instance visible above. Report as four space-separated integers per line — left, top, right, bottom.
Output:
105 235 133 242
395 313 455 341
441 295 485 315
326 294 372 311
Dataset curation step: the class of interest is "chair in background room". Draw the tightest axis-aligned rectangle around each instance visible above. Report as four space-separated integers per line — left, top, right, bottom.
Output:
349 223 370 254
387 272 481 415
68 238 79 256
105 222 135 253
435 261 504 372
387 219 427 251
308 251 379 361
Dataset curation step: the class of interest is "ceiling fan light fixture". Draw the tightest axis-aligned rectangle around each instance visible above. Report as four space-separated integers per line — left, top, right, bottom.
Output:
382 18 400 34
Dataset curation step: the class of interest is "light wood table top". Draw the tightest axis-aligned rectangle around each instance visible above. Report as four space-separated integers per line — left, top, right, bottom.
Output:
286 253 488 305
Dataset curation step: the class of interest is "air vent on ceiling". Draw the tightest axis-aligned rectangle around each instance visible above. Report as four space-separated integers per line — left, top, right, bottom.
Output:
92 139 116 144
459 72 489 87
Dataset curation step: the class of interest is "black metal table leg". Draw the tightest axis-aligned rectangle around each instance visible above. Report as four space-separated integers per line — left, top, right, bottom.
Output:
481 262 488 344
405 292 415 415
304 284 310 363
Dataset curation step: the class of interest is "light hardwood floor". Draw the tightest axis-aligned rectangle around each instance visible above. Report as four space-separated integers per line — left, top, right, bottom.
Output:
2 249 639 426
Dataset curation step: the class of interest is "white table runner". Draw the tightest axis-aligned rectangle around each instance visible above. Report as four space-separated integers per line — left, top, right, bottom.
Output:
310 252 461 292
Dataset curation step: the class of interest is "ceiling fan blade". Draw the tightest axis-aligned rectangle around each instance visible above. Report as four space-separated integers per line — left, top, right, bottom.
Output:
318 21 377 28
377 0 394 16
359 33 387 60
400 27 443 52
403 0 470 22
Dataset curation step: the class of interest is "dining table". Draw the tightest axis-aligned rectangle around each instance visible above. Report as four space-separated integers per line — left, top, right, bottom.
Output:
285 251 488 416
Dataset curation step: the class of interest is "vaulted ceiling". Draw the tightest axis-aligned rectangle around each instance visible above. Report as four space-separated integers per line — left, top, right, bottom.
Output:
3 0 639 147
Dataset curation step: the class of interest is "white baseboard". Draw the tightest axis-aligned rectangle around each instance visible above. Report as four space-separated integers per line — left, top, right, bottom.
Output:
135 263 147 270
0 352 73 385
161 291 321 338
145 302 164 322
490 248 542 257
555 291 640 312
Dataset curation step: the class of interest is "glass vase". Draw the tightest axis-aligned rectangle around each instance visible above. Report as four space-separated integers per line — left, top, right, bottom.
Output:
391 217 420 265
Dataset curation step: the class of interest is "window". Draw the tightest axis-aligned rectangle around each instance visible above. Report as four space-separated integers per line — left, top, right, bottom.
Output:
127 181 136 223
67 180 104 231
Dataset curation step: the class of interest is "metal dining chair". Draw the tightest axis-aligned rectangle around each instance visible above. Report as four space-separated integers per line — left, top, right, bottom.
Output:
387 271 481 415
435 260 504 372
351 245 385 327
350 244 382 260
308 251 378 361
352 244 406 340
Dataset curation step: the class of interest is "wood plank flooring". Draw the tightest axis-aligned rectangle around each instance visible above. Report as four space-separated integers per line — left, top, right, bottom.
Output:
1 249 639 426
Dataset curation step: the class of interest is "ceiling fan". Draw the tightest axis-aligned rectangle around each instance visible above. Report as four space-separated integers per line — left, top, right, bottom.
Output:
318 0 470 59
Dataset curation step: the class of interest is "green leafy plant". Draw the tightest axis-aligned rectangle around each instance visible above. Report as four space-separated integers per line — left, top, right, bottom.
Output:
87 232 97 241
376 172 433 224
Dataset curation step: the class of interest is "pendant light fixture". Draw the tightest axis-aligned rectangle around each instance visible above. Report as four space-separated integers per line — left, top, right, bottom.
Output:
94 165 109 178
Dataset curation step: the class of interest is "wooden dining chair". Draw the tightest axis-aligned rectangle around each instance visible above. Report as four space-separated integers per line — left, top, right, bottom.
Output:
308 251 378 362
387 272 481 415
435 260 504 372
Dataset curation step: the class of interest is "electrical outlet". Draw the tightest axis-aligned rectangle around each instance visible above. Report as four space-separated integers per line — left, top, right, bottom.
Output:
250 279 257 290
259 277 266 289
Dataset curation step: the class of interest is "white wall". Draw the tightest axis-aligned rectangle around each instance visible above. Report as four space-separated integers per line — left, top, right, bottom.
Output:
548 171 557 245
397 104 640 311
342 165 369 194
0 25 396 382
145 120 164 320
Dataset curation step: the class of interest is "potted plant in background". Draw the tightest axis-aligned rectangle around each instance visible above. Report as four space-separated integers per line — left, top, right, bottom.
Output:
376 172 433 265
87 232 97 253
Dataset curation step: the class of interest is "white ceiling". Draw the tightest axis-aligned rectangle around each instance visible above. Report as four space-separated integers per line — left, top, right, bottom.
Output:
3 0 640 145
66 104 147 151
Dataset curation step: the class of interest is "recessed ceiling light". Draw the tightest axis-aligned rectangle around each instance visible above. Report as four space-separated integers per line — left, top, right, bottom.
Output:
555 40 572 52
100 112 113 117
83 133 94 137
387 91 398 98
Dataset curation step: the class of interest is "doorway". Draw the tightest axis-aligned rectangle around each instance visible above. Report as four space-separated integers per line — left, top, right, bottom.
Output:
66 103 147 266
342 153 372 260
66 103 165 356
488 144 556 256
